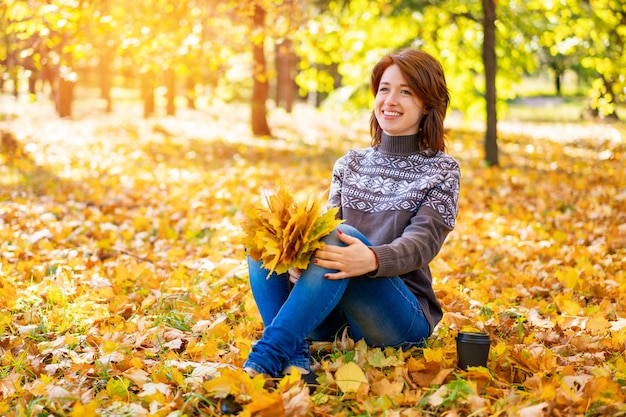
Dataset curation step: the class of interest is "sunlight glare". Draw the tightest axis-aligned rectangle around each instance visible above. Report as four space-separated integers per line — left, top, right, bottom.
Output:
308 20 319 35
598 150 612 160
24 143 37 154
19 49 34 59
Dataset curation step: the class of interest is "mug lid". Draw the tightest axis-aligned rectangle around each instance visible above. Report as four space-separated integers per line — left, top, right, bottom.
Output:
456 331 491 343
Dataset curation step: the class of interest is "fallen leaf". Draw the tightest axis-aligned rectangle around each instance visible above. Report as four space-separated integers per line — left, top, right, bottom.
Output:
427 385 448 407
335 361 368 393
282 383 311 417
371 378 404 397
518 401 551 417
97 351 125 366
138 382 171 397
122 368 151 386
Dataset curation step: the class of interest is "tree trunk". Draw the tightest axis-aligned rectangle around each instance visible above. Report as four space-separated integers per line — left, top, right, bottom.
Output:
482 0 498 166
57 76 74 118
40 44 57 100
28 74 37 97
186 76 197 109
11 68 19 98
56 33 74 118
142 72 155 118
99 0 113 113
99 48 114 113
275 39 296 113
98 52 113 113
555 71 561 96
251 5 271 137
165 68 176 117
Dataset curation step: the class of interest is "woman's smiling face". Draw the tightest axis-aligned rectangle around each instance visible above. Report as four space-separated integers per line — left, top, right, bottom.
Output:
374 64 427 137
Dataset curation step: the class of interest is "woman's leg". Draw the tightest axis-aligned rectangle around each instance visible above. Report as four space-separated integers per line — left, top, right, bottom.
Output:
246 258 312 374
340 276 430 348
311 225 431 349
244 230 352 377
307 278 429 349
247 258 290 325
244 224 430 376
307 305 348 342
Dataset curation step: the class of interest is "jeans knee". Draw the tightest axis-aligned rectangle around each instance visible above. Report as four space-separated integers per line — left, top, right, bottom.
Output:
323 224 371 246
247 256 279 284
337 223 358 236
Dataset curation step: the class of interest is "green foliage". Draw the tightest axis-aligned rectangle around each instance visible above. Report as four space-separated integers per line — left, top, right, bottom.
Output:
295 0 419 111
294 0 534 121
512 0 625 118
580 0 625 117
294 0 623 121
1 0 623 120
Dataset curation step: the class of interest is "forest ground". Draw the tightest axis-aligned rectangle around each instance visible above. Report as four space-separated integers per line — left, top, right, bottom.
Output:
1 92 625 416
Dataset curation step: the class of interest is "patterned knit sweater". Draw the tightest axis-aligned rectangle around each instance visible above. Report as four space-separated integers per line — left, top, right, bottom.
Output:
328 132 460 332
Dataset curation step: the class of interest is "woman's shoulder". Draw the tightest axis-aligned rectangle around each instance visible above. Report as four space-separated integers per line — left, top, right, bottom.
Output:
347 146 376 156
336 147 375 163
424 151 460 171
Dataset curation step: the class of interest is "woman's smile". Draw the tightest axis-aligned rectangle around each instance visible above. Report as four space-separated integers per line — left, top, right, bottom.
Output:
374 64 426 136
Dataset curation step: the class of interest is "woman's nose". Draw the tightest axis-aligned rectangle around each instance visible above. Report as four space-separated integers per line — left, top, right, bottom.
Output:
385 92 398 105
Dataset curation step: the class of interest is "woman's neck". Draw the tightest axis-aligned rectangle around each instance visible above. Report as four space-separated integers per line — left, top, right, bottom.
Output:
378 132 421 155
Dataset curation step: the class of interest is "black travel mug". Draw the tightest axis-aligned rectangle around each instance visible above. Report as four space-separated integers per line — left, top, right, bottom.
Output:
456 331 491 370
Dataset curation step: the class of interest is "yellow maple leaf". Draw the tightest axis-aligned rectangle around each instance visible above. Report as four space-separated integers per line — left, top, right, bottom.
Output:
555 267 580 290
586 313 611 331
242 184 342 277
69 401 99 417
584 376 625 404
423 347 444 363
334 361 368 393
553 293 582 316
371 378 404 398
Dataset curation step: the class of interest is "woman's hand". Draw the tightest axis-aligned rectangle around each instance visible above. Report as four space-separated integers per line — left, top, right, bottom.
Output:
313 230 378 280
288 268 302 284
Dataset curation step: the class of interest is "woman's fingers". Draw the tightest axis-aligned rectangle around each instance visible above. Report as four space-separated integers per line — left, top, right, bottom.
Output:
288 268 302 284
314 239 377 279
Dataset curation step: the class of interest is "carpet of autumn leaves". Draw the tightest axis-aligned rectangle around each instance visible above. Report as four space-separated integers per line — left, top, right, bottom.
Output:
1 96 625 417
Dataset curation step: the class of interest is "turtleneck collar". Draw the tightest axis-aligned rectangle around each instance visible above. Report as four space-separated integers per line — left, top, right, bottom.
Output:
377 132 422 155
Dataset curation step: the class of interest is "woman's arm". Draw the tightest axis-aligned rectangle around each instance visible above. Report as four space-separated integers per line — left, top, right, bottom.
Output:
320 159 460 279
371 206 453 277
326 155 348 217
313 230 378 280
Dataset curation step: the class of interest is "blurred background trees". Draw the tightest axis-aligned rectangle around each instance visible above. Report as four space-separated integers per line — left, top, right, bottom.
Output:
1 0 624 164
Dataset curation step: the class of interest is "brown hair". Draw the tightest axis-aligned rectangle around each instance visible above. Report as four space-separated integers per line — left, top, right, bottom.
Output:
369 49 450 152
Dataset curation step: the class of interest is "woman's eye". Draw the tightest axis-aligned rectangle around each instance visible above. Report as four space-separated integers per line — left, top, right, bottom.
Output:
401 89 412 95
378 87 389 93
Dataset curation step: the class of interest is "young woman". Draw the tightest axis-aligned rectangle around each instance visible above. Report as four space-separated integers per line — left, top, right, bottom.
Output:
243 49 460 381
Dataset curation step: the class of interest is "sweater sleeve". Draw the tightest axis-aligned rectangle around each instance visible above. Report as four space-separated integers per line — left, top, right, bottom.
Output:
371 206 452 277
327 154 347 218
369 159 460 277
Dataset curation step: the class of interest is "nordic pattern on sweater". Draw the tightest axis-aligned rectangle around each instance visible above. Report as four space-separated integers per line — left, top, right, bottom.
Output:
331 148 459 228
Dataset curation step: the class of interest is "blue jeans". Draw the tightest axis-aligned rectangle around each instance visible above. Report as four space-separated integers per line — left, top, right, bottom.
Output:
243 224 430 377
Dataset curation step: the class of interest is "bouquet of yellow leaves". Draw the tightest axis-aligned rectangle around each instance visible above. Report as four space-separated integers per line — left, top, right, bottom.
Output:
242 184 343 277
